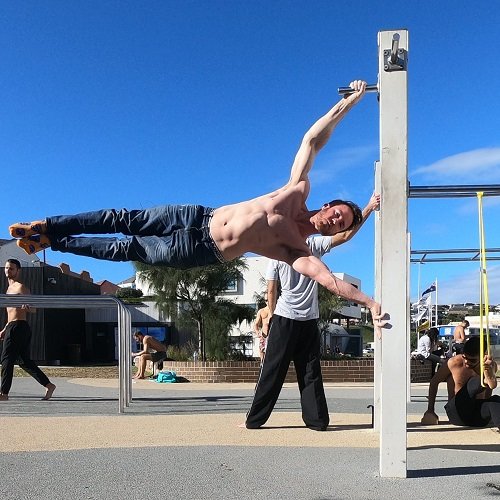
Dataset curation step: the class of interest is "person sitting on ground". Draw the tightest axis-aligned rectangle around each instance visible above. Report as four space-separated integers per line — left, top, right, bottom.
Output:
132 331 168 379
421 336 499 432
453 318 469 355
9 80 387 336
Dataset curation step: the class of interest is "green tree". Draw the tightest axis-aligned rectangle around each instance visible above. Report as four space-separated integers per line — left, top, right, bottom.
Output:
317 284 346 351
135 259 255 361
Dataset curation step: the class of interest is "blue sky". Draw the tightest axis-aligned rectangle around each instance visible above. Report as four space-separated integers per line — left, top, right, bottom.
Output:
2 1 499 304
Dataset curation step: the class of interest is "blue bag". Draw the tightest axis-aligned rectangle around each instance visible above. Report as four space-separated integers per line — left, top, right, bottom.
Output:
156 370 177 383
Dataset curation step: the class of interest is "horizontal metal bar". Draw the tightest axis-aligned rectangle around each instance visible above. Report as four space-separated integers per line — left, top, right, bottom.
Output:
337 84 378 96
409 184 500 198
411 248 500 255
0 294 124 308
411 257 500 263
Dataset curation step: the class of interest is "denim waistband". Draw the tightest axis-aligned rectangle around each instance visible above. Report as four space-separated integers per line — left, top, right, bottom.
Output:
203 208 226 264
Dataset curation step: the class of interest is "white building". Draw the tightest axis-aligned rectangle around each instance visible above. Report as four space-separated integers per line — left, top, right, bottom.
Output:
130 255 364 358
0 239 41 268
221 256 363 358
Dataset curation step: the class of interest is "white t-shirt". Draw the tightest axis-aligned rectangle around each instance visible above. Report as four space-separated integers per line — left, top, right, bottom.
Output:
416 334 435 359
266 236 334 321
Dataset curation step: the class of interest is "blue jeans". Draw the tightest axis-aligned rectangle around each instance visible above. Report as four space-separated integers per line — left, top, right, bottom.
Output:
46 205 224 268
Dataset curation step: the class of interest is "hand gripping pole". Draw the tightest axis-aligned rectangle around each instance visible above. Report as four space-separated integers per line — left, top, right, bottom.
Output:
337 84 378 96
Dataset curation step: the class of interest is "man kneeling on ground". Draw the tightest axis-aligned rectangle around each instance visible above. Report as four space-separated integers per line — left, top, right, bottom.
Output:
132 331 168 379
421 336 499 432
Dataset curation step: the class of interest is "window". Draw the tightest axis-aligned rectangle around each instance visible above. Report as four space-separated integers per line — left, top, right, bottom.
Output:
224 278 238 292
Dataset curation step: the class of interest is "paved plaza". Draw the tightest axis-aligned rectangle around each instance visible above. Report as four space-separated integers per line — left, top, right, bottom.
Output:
0 376 499 499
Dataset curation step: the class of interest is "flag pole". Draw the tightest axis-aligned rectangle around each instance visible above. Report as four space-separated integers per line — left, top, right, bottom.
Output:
435 278 438 327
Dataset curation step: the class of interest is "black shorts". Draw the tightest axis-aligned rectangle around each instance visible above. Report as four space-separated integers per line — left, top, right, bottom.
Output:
151 351 167 363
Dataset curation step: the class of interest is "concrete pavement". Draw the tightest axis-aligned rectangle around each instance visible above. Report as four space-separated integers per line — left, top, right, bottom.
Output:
0 377 499 499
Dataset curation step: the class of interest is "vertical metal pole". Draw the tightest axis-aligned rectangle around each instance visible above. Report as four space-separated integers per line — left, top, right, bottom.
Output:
374 161 382 432
125 307 132 405
118 303 125 414
376 29 409 478
407 234 412 404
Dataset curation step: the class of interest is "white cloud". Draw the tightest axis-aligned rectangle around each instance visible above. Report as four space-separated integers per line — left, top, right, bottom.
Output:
310 143 377 186
437 265 500 305
412 147 500 182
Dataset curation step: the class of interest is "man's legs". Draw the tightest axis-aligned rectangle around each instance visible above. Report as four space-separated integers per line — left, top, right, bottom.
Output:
0 324 19 398
446 376 492 427
479 396 500 428
45 205 207 237
49 235 175 265
245 316 296 429
16 323 55 399
1 322 54 400
17 205 218 267
134 353 153 379
293 320 329 430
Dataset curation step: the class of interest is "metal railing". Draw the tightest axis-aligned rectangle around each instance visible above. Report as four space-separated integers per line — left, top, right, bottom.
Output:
0 294 132 413
409 184 500 198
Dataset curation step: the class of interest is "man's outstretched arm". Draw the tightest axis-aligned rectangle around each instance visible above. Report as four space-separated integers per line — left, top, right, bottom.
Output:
421 362 451 424
287 80 367 189
290 253 386 332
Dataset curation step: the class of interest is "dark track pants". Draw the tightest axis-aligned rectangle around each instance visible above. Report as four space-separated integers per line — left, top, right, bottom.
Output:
1 320 50 395
245 315 329 430
445 376 500 427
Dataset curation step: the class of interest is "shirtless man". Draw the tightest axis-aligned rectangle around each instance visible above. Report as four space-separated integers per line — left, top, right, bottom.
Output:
254 298 272 362
453 318 469 354
132 331 168 379
244 192 380 430
0 259 56 401
10 80 387 332
421 336 499 430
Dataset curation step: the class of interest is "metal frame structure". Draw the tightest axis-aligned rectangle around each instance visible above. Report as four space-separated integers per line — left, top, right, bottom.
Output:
340 29 411 478
0 294 132 413
411 248 500 263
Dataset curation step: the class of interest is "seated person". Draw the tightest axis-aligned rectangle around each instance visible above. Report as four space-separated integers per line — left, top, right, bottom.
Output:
132 331 167 379
421 336 499 431
411 327 445 373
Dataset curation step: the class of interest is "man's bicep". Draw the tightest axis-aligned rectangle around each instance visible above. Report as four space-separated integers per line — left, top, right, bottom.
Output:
288 139 317 186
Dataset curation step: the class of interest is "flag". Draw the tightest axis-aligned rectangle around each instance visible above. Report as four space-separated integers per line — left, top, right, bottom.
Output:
411 308 429 323
418 320 430 332
421 282 436 297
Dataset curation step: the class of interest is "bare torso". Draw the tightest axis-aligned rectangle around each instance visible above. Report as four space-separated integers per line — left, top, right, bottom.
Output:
447 355 494 400
210 183 312 265
453 325 465 343
255 306 271 337
6 281 30 322
143 335 167 353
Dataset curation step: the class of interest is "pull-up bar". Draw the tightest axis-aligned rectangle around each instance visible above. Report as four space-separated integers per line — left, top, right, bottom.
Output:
338 84 378 96
390 33 400 65
411 248 500 263
409 184 500 198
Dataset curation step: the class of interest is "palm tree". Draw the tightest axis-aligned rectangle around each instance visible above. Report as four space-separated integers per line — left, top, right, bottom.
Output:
135 259 255 361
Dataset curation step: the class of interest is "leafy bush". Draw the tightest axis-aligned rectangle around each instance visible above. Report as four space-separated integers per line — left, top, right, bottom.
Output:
116 287 143 299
